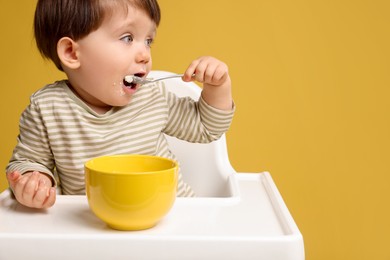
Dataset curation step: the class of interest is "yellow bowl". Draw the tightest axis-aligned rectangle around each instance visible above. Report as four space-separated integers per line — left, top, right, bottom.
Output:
85 154 178 230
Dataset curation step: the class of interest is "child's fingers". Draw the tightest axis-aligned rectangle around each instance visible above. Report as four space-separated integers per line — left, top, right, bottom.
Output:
31 175 56 209
32 179 50 208
183 58 202 81
12 173 31 202
212 63 229 84
193 61 209 83
186 61 207 82
6 171 22 187
184 56 229 85
42 188 56 208
22 171 40 199
6 171 55 209
204 63 220 83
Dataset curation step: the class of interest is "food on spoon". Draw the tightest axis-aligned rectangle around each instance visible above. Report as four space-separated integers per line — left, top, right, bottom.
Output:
124 75 134 84
123 75 137 89
123 74 146 89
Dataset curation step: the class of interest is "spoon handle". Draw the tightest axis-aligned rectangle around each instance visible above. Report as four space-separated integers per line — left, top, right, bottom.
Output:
134 74 196 85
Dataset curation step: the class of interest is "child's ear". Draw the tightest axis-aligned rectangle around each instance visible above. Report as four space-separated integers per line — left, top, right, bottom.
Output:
57 37 80 69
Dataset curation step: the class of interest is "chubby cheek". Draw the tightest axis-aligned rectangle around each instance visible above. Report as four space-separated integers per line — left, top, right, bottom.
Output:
84 65 125 93
84 76 131 107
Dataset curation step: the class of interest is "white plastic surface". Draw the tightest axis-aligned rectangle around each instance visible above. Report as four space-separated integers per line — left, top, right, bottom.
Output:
0 71 304 259
0 173 304 260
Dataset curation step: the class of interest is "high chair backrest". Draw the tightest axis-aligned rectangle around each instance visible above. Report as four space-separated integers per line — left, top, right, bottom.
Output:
149 71 236 197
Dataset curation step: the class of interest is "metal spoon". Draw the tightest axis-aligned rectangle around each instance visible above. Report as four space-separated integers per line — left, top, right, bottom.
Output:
124 74 193 86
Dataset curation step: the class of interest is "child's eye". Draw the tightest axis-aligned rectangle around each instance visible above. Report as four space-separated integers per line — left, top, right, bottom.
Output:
120 35 133 43
145 38 154 47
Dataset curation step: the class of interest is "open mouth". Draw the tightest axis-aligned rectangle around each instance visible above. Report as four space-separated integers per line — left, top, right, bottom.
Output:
123 73 145 89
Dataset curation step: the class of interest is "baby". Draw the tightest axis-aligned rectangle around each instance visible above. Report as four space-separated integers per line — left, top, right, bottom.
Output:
6 0 234 209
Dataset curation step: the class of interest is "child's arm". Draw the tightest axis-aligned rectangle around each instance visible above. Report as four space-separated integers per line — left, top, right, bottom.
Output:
6 171 56 209
182 56 233 111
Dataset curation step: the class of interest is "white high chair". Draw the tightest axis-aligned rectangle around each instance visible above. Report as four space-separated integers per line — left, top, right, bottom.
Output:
0 71 305 260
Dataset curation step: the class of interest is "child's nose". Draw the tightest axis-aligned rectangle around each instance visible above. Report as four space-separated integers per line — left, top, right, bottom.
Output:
135 45 151 64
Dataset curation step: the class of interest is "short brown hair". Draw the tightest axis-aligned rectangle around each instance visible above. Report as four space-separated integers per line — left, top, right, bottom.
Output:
34 0 161 71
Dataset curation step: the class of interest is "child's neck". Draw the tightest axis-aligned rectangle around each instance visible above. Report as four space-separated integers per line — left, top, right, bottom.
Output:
66 81 113 115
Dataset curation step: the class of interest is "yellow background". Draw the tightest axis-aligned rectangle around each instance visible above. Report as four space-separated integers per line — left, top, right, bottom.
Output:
1 0 389 259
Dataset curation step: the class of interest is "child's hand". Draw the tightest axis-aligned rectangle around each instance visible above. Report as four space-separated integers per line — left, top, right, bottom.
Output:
183 56 233 110
6 171 56 209
183 56 230 87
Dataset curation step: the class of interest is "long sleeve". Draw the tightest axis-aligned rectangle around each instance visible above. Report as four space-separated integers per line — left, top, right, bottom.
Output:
6 98 56 182
160 83 235 143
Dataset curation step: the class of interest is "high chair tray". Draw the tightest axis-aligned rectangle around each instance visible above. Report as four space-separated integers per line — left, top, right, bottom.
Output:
0 172 304 260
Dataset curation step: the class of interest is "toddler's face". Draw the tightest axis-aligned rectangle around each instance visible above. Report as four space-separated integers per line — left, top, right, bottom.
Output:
71 4 156 112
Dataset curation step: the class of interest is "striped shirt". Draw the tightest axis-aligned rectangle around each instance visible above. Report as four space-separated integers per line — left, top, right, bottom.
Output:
6 80 234 196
